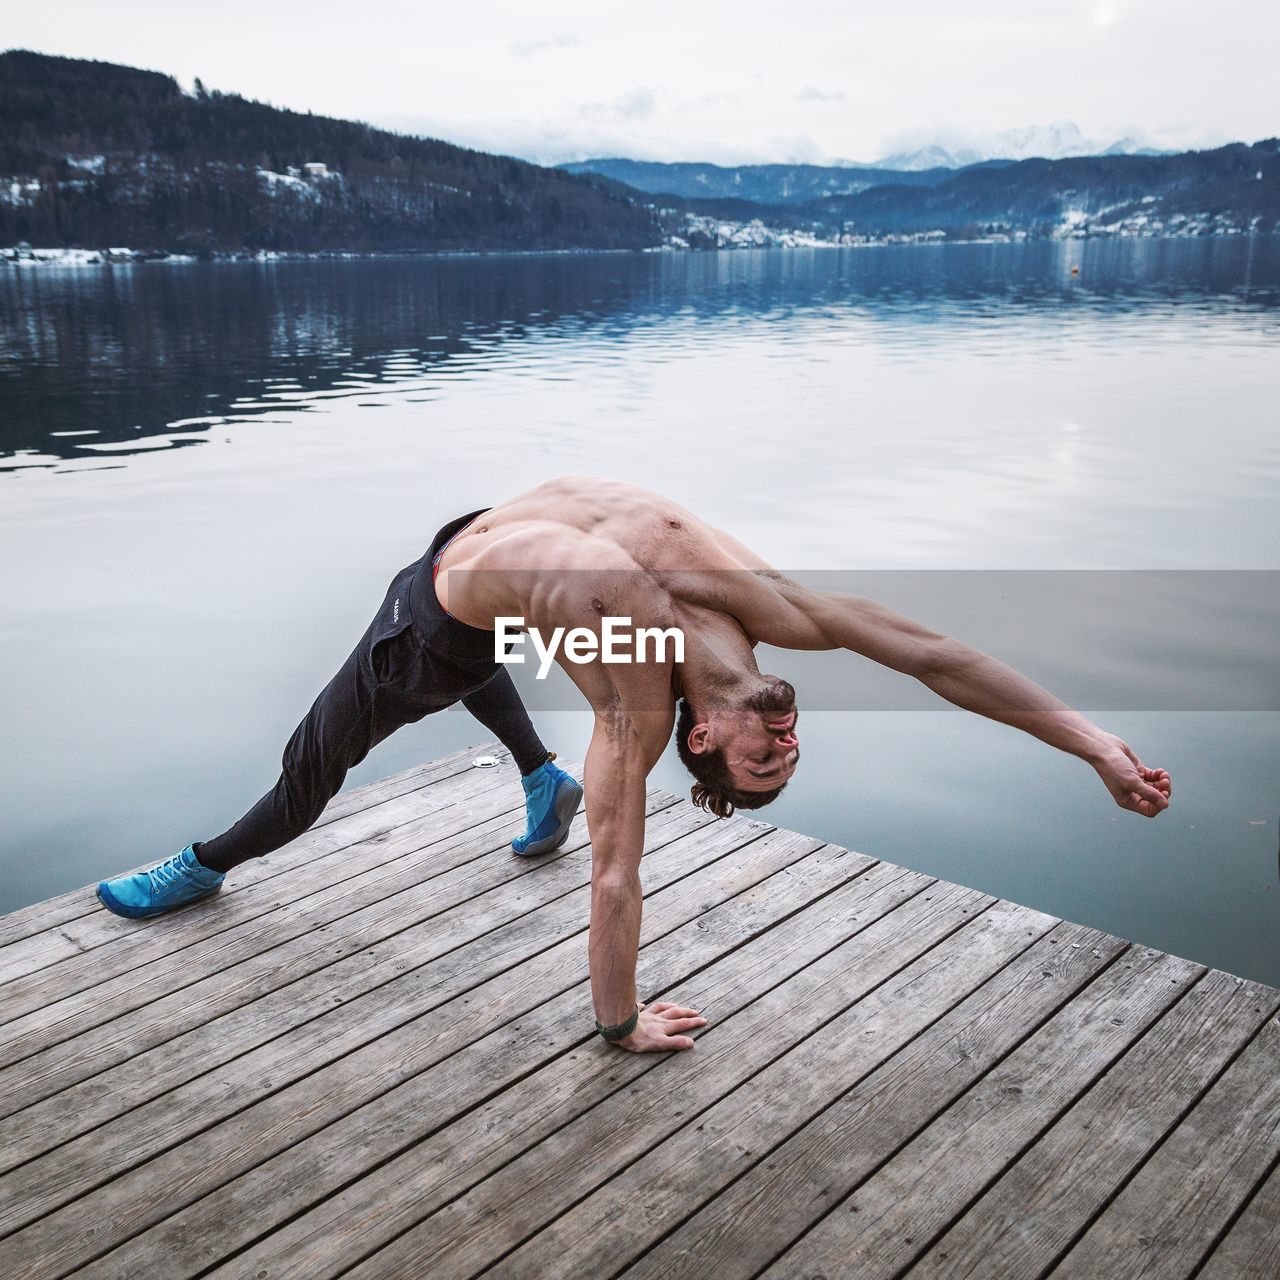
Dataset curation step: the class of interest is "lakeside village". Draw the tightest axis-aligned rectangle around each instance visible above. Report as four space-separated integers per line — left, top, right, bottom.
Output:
665 203 1272 250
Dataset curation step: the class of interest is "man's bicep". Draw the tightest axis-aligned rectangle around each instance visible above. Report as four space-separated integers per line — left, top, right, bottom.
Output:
728 572 839 650
740 577 950 674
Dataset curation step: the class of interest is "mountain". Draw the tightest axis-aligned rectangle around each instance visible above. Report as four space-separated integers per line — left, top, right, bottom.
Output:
558 158 957 205
873 121 1173 170
647 141 1279 248
869 145 961 172
0 50 661 254
797 143 1280 237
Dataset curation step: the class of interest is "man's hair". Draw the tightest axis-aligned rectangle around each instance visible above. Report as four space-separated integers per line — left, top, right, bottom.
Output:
674 698 789 819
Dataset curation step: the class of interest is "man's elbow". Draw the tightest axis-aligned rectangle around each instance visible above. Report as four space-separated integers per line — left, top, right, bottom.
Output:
916 635 967 683
592 865 641 902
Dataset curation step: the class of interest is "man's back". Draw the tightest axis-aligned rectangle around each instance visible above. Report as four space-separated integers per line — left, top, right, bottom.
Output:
433 476 774 637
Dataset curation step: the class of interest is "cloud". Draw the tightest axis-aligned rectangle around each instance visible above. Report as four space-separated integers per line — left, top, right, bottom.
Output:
580 88 656 122
507 34 578 57
797 85 847 102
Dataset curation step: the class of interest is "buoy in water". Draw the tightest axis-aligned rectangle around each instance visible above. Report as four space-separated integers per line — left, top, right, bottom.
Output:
1071 266 1081 275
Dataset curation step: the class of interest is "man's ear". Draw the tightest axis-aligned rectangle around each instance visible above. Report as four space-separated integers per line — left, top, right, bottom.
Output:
686 721 713 757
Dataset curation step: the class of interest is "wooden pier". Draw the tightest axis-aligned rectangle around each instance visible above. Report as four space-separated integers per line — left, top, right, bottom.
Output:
1 743 1277 1279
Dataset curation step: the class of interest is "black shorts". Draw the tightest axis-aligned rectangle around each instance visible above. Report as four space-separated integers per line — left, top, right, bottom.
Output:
366 506 501 709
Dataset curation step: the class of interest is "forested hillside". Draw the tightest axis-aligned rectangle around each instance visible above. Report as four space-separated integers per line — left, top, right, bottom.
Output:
0 50 662 253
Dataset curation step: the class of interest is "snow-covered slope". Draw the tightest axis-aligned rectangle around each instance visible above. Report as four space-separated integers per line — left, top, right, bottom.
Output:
875 121 1170 170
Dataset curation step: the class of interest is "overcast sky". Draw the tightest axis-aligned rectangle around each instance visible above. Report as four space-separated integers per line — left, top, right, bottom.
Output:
7 1 1275 164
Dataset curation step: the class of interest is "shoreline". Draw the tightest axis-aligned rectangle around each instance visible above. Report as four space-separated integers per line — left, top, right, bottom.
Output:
3 226 1276 268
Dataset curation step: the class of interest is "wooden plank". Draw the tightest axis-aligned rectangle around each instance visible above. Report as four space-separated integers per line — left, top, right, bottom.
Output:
900 970 1279 1280
197 877 988 1280
0 777 614 1115
0 805 783 1258
0 759 584 1057
336 895 1044 1280
1053 1016 1280 1279
1198 1160 1280 1280
0 773 566 1076
497 921 1136 1280
0 743 491 951
0 795 697 1178
0 751 526 994
79 842 908 1279
737 947 1202 1280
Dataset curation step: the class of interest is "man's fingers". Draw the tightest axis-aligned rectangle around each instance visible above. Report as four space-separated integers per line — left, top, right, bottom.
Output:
656 1005 702 1020
1130 778 1169 808
660 1016 706 1032
1140 766 1172 794
665 1036 696 1051
1126 792 1164 818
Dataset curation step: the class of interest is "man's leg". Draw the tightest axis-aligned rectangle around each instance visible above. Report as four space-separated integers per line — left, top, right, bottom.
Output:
460 668 551 776
97 625 415 917
195 639 399 874
462 668 584 856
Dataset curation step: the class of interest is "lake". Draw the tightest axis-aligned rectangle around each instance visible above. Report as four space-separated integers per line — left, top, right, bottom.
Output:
2 240 1277 984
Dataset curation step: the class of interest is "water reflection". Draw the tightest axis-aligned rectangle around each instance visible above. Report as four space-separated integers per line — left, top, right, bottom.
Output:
1 240 1278 985
4 240 1278 467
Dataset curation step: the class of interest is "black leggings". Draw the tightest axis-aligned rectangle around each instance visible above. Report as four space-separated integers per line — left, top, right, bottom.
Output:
197 513 546 874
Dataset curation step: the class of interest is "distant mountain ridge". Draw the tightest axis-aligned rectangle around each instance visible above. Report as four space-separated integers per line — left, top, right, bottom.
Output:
0 50 660 254
563 125 1185 205
872 120 1172 170
559 158 964 205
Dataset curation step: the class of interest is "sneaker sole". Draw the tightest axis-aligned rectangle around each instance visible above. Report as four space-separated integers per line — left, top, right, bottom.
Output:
512 777 584 858
96 880 223 920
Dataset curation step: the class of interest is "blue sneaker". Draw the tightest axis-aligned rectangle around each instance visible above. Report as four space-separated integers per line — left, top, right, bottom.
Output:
97 844 225 919
512 760 584 857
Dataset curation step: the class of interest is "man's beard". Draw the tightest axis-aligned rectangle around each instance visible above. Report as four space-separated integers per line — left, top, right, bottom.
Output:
744 676 796 717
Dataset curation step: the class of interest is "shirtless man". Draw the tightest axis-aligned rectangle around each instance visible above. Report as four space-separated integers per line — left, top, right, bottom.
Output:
98 476 1172 1054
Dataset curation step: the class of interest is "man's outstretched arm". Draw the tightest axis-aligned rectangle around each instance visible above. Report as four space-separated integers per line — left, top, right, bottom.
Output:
744 581 1172 818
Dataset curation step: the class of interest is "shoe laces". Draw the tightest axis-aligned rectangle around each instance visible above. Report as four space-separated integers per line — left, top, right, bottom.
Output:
147 851 191 891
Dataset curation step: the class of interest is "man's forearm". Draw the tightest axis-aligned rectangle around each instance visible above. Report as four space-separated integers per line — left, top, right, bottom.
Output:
924 640 1111 762
589 872 643 1026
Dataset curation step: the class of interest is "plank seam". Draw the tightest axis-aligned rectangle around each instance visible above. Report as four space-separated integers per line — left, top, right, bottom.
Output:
0 792 560 1078
873 954 1205 1280
0 817 773 1234
0 767 525 1003
0 747 493 949
0 797 689 1180
614 918 1121 1280
1034 995 1280 1280
0 763 524 998
186 843 884 1280
1186 1145 1280 1280
326 891 1010 1280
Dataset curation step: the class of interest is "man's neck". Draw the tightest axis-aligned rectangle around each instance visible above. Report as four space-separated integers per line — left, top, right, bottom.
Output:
674 614 765 712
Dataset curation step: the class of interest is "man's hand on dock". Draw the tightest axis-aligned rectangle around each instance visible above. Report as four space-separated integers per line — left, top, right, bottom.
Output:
1091 735 1172 818
614 1002 708 1052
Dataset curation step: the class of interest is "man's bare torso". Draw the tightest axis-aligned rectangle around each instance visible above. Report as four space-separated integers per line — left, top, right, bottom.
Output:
434 476 798 726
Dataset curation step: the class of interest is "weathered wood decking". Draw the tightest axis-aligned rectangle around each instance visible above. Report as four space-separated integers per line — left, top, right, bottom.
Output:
1 744 1277 1279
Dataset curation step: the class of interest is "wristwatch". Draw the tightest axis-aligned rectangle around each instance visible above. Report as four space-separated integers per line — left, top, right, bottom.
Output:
595 1003 641 1041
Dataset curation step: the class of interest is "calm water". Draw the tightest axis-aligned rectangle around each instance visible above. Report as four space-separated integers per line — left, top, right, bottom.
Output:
2 241 1278 983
